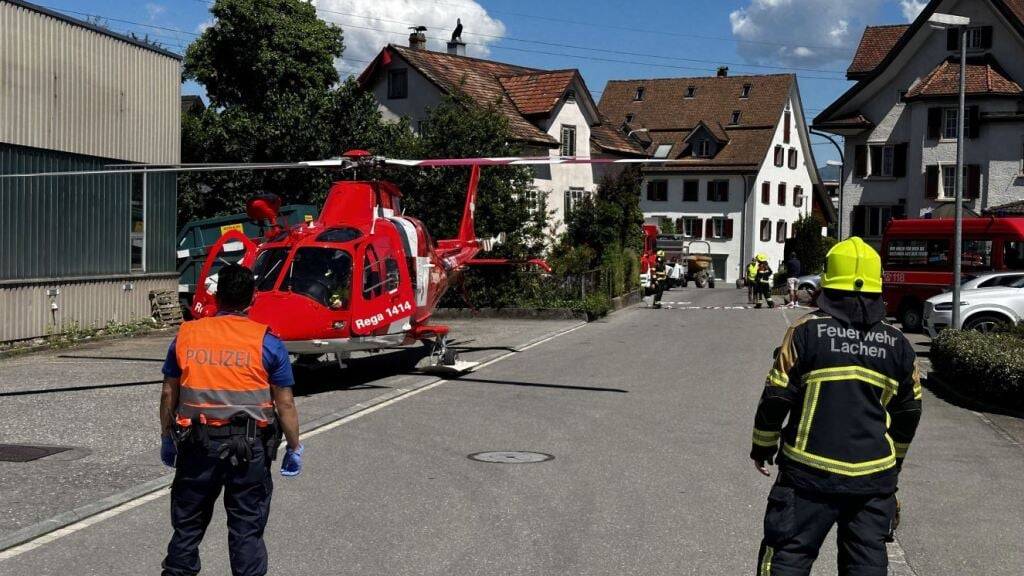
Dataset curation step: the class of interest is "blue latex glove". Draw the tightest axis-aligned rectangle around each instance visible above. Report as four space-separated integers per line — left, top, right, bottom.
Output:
281 444 303 477
161 435 177 468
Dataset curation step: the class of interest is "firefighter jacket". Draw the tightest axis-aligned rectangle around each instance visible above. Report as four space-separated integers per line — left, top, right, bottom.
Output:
755 266 773 286
653 260 668 282
750 290 922 494
175 315 276 427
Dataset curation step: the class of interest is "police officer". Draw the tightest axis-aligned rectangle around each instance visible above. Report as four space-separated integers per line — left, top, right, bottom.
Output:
750 238 922 576
747 257 759 304
159 264 303 576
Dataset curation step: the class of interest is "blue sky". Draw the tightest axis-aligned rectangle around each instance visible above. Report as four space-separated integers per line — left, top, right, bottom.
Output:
38 0 930 164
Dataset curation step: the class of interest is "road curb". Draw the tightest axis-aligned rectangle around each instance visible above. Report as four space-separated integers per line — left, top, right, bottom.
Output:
925 370 1024 419
0 320 588 555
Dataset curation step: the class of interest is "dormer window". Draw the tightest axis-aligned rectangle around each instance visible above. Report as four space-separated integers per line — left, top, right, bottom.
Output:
685 86 696 99
741 83 752 98
694 140 711 158
730 110 741 125
634 87 645 101
625 113 634 124
949 26 993 51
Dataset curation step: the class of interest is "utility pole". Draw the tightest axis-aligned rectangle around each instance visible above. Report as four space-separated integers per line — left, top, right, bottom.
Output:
811 130 844 240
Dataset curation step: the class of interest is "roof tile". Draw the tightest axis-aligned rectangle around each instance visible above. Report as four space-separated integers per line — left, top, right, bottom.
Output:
848 25 909 78
499 71 576 116
905 55 1023 99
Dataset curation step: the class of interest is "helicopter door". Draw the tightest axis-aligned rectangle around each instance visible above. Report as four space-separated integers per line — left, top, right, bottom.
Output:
192 230 258 318
351 237 415 337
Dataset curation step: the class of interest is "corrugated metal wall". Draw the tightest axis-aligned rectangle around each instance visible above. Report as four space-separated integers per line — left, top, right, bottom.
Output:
0 1 181 164
0 143 177 279
0 274 177 341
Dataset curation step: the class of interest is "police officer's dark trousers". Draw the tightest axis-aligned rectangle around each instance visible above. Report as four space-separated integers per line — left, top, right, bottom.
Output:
756 482 895 576
163 438 273 576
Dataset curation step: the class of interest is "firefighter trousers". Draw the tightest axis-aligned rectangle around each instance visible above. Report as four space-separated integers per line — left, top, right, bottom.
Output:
756 483 896 576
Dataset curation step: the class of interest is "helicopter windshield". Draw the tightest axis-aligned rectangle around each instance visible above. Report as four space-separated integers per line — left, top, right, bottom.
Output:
280 247 353 309
252 248 290 292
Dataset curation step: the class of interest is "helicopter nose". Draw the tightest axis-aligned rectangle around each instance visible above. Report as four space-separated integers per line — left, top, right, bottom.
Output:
249 292 348 340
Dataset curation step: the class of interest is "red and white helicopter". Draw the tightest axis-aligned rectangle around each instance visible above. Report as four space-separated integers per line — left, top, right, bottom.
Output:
3 150 679 371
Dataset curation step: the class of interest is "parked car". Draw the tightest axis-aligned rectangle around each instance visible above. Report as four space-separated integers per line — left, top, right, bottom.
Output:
924 276 1024 337
941 271 1024 292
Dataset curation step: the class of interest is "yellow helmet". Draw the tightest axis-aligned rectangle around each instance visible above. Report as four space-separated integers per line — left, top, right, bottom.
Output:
755 253 768 263
821 237 883 293
656 250 666 258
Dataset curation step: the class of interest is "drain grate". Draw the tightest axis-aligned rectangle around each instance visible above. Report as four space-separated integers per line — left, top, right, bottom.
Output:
0 444 71 462
468 451 553 464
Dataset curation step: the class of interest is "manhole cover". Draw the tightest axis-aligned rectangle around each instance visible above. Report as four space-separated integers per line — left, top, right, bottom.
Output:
0 444 71 462
468 451 553 464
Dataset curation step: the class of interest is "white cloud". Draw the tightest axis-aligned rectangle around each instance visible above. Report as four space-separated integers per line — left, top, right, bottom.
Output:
195 19 213 34
144 3 166 23
729 0 888 67
900 0 928 21
313 0 506 77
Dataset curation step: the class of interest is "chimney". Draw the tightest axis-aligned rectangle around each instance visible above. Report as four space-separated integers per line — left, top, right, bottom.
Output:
717 66 729 77
447 40 466 56
408 27 427 50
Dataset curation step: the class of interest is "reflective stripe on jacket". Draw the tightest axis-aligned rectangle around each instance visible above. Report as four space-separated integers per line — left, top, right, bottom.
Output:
175 315 275 426
751 309 922 494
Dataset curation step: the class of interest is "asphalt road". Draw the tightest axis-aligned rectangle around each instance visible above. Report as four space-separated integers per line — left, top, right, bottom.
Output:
1 288 1022 575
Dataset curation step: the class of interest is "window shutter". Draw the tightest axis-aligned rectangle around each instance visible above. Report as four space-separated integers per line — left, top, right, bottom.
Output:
720 180 729 202
968 106 981 139
724 219 734 239
784 112 792 143
947 28 959 51
981 26 993 49
694 218 704 239
894 143 908 177
928 108 942 139
854 145 868 177
778 183 787 205
966 164 981 199
761 181 770 204
869 146 882 176
925 165 940 199
705 219 714 239
851 206 867 236
788 148 797 169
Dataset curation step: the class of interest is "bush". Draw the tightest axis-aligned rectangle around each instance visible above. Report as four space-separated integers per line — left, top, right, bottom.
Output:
623 248 639 291
576 292 612 320
784 215 836 274
931 329 1024 408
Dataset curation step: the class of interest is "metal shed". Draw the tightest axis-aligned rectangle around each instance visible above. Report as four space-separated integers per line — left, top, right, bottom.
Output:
0 0 181 341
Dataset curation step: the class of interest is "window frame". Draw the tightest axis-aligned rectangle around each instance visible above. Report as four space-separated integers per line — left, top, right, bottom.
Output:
682 180 699 202
645 180 668 202
387 68 408 100
653 144 673 159
711 217 726 239
685 85 696 98
740 83 752 98
774 145 784 167
787 148 798 170
707 179 729 202
793 185 804 208
130 173 146 272
625 113 634 124
760 218 772 242
941 107 971 140
730 110 741 125
694 140 711 158
776 220 787 244
560 124 577 157
679 216 699 238
565 187 591 215
634 87 645 101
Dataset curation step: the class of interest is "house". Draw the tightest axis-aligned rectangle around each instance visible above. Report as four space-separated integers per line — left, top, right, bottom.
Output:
598 69 826 283
814 0 1024 244
0 0 180 341
357 33 644 232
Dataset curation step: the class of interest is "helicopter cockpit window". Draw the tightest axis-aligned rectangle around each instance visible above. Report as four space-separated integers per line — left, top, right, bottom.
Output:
362 246 384 299
252 248 290 292
384 257 400 292
316 227 363 243
280 248 353 309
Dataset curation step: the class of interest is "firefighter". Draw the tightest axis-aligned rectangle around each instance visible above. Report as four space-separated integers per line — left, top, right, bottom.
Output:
159 264 303 576
754 254 775 309
746 257 759 304
750 237 922 576
651 250 669 308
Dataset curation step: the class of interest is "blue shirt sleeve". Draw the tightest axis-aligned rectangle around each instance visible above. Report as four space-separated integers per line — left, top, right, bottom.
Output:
262 333 295 387
162 337 182 378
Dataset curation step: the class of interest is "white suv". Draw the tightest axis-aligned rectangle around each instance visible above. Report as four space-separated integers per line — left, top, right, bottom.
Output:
924 275 1024 337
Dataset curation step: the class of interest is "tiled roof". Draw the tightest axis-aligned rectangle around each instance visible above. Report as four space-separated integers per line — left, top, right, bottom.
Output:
905 56 1023 99
812 113 874 129
598 74 794 170
984 199 1024 215
590 118 646 156
848 25 909 78
499 70 576 116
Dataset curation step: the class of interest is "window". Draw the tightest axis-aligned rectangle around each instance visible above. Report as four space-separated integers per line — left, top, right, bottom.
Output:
859 143 907 178
942 165 958 199
885 239 950 269
646 180 668 202
565 187 591 214
682 180 699 202
711 218 726 239
560 125 576 156
777 182 787 205
794 186 804 208
678 217 699 238
951 26 993 51
730 110 741 125
252 248 290 292
130 174 145 271
741 83 752 98
962 240 994 270
707 180 729 202
317 227 363 243
1005 241 1024 269
774 145 784 167
694 140 711 158
760 219 772 242
634 87 645 101
625 113 634 124
523 189 544 214
783 111 792 143
281 248 353 308
941 108 973 140
927 163 981 199
654 144 673 159
685 86 696 98
776 220 788 243
787 148 798 169
387 69 408 99
852 205 900 237
978 273 1024 288
761 181 770 204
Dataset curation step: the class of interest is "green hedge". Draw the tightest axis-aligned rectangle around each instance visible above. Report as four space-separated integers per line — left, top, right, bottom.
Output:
930 329 1024 408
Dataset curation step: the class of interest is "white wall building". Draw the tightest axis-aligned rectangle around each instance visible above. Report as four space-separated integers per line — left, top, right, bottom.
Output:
815 0 1024 244
599 72 828 283
358 37 643 233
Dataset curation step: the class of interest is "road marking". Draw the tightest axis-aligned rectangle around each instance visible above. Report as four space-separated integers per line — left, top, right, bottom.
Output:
0 321 588 561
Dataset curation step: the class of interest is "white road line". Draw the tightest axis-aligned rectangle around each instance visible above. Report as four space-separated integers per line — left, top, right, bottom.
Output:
0 322 588 561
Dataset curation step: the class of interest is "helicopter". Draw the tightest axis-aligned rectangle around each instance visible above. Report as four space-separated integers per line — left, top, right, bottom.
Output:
2 149 686 371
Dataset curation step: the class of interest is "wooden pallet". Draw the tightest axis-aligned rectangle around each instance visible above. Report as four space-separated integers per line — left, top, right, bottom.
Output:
150 289 184 326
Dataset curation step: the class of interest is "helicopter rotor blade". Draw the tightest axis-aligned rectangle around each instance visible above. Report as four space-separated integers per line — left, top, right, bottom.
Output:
0 159 349 179
383 156 690 167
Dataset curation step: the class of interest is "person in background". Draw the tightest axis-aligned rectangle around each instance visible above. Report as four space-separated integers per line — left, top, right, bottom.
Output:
747 257 759 305
668 256 682 289
754 254 775 309
785 252 803 309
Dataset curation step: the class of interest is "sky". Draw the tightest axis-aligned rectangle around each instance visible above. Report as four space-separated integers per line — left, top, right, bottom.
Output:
39 0 933 164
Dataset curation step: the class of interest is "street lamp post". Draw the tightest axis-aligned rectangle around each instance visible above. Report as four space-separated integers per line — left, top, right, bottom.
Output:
811 130 845 240
930 12 971 329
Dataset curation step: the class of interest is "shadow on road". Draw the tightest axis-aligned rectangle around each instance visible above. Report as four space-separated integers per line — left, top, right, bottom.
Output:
57 354 165 363
922 373 1024 420
0 380 163 397
451 376 628 394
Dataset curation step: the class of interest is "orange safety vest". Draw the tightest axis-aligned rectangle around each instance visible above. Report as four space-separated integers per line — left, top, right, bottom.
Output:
175 315 275 427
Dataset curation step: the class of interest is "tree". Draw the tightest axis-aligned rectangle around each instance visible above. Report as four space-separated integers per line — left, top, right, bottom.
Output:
784 214 837 274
